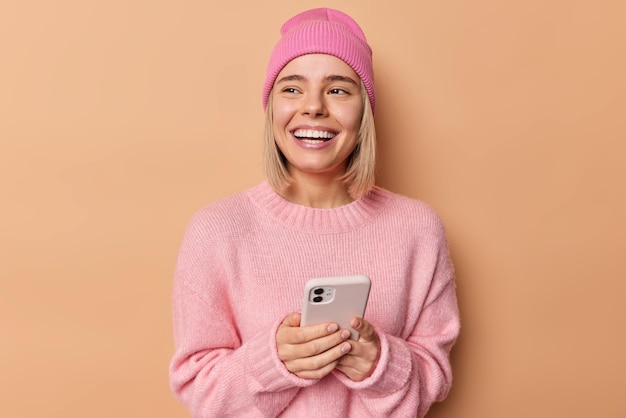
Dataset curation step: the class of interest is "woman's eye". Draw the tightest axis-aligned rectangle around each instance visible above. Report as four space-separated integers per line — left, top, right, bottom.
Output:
329 88 348 95
283 87 300 94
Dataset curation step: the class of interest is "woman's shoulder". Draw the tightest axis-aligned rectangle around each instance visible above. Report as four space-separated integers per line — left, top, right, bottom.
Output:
372 186 446 233
183 184 264 235
373 186 442 217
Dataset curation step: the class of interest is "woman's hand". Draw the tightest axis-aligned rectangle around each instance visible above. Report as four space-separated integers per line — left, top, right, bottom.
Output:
276 313 352 380
335 317 381 381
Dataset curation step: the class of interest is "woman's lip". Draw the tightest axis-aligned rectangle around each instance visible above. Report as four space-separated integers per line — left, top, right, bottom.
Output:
290 131 337 149
290 125 337 133
292 128 336 140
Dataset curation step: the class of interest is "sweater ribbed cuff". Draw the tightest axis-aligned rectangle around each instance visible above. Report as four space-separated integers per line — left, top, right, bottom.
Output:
332 331 412 396
246 318 318 392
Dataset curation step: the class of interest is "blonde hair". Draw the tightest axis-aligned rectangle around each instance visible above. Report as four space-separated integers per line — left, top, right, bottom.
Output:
263 82 376 200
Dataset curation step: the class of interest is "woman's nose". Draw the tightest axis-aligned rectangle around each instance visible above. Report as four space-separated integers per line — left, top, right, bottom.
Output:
302 93 327 117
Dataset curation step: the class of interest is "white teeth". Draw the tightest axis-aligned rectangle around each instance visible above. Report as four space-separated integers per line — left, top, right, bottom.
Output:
293 129 335 139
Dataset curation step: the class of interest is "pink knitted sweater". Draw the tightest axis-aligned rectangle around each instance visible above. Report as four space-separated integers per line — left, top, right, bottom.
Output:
169 182 459 417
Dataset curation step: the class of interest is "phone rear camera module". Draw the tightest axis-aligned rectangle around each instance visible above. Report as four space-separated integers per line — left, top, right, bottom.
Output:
314 288 324 295
313 296 323 303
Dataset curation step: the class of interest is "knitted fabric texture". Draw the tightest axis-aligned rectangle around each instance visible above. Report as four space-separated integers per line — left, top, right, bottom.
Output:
169 182 459 417
262 8 375 112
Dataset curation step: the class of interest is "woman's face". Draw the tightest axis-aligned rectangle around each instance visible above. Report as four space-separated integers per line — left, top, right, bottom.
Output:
271 54 364 181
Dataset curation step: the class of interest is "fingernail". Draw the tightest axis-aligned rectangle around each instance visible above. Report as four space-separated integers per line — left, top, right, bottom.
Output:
341 330 351 339
353 319 361 328
327 323 338 333
341 343 351 353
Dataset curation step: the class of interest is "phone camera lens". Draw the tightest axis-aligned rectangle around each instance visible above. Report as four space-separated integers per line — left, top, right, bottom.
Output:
313 296 323 303
314 288 324 295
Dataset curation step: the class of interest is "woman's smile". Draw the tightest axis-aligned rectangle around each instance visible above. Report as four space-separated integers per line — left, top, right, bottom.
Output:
293 128 336 142
291 126 338 148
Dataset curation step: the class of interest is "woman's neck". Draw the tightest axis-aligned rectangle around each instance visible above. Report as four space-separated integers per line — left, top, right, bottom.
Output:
280 174 353 208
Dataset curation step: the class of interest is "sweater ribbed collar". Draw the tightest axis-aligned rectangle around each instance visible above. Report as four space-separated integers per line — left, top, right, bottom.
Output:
247 182 391 234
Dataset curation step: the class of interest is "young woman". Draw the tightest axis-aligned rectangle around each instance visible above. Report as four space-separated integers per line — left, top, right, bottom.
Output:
169 8 459 417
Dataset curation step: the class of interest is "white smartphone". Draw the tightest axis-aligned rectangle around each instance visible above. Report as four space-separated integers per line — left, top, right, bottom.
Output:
301 275 371 340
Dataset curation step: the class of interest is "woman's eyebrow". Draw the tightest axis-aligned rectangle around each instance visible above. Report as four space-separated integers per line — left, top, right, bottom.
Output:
275 74 358 85
275 74 306 84
325 75 358 85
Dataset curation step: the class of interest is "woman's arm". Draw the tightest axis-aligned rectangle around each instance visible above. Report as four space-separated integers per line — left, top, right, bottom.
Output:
168 213 315 417
333 222 460 417
170 279 320 417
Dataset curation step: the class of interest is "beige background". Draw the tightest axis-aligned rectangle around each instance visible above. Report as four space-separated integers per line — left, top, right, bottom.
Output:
1 1 625 417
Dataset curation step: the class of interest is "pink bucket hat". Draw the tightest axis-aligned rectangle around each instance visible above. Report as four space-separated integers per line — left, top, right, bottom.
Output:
262 8 375 113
